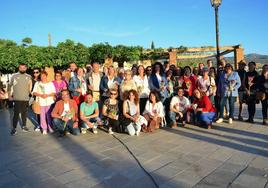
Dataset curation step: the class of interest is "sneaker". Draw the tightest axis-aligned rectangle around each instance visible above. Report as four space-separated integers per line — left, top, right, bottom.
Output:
108 128 114 135
42 130 47 135
34 127 40 132
81 128 87 134
246 119 254 123
136 131 140 136
228 118 233 124
216 118 223 123
22 126 30 132
49 129 54 133
93 128 98 134
10 129 17 136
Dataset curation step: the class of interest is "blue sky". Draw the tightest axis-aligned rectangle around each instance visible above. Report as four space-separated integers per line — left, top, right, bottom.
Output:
1 0 268 54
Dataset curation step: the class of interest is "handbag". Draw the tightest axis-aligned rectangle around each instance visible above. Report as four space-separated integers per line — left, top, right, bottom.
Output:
256 91 266 101
32 100 41 114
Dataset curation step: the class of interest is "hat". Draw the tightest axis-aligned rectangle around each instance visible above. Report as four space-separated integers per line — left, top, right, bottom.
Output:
225 63 232 68
202 67 209 72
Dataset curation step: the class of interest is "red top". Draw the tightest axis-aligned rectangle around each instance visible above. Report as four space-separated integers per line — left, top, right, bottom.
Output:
182 75 196 96
193 95 216 113
51 99 78 121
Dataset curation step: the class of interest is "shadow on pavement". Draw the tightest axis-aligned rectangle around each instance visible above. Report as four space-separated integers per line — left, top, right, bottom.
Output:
0 109 157 188
162 127 268 158
184 126 268 149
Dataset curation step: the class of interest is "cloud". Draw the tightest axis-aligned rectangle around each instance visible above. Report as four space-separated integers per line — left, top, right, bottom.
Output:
69 26 151 37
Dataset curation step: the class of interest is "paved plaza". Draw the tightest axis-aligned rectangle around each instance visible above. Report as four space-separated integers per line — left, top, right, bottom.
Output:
0 105 268 188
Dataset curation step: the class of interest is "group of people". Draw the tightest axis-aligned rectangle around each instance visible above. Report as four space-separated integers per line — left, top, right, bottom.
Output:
5 58 268 136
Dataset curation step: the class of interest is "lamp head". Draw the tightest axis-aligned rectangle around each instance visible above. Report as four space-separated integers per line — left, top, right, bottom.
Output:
210 0 222 7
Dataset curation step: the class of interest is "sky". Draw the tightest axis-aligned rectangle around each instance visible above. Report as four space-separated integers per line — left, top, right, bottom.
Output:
1 0 268 54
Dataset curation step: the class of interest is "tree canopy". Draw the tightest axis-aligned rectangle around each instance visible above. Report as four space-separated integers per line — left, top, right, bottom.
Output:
0 38 191 73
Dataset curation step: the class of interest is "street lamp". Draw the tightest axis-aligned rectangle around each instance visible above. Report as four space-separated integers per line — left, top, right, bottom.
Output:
210 0 222 69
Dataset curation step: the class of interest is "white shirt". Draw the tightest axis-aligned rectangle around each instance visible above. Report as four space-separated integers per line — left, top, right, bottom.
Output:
143 101 165 118
107 77 115 89
170 96 190 112
156 73 162 83
197 76 216 96
133 75 150 98
61 102 71 119
33 81 55 107
92 72 101 91
79 78 87 95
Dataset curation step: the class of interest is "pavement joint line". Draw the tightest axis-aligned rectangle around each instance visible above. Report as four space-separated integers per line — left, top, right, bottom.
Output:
264 179 268 188
192 152 235 187
8 168 30 187
111 133 159 188
226 155 257 188
161 145 225 185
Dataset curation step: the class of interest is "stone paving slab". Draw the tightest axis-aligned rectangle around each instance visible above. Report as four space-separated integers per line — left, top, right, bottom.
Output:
1 107 268 188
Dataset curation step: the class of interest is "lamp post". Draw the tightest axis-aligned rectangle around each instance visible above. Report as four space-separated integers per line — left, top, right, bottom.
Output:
210 0 222 69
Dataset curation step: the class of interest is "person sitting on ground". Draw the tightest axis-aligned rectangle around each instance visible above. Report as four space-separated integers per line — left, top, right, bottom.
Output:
121 90 148 136
192 89 216 129
169 87 190 128
102 89 121 134
143 90 165 131
80 92 102 134
51 89 80 136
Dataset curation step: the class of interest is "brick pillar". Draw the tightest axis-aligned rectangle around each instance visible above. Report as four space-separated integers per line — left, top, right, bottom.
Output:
234 47 244 70
169 50 177 65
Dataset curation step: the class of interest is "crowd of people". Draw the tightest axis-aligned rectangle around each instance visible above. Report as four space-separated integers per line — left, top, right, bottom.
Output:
2 59 268 136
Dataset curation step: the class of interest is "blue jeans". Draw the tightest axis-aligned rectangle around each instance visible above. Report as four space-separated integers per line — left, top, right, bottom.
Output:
219 96 236 119
169 111 186 123
80 118 98 129
209 95 215 106
52 118 80 135
196 112 216 126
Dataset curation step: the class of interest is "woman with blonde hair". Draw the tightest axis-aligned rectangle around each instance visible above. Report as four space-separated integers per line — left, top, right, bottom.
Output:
120 69 137 100
100 66 120 101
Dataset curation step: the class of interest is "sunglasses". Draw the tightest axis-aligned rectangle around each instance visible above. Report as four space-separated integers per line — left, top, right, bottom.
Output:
110 93 117 96
33 71 39 74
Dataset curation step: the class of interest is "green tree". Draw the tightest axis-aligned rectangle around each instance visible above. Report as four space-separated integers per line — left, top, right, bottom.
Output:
22 37 32 47
151 41 155 50
89 42 113 63
56 39 77 67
